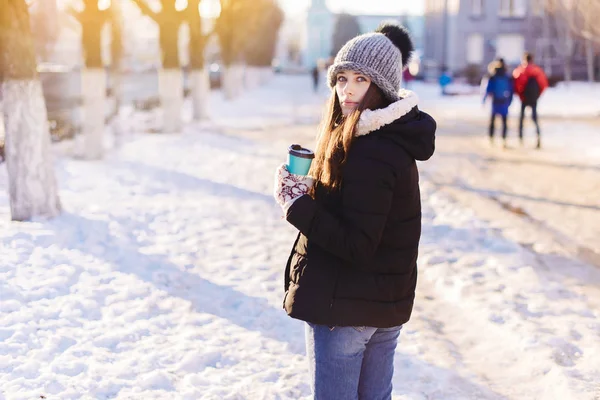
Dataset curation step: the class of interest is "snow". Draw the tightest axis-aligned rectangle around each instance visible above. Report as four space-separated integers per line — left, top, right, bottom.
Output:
416 80 600 120
1 74 599 399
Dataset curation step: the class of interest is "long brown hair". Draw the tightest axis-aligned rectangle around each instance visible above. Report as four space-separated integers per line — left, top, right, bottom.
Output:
309 83 390 195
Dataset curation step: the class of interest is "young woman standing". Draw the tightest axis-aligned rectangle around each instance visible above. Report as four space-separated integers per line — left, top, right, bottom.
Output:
274 24 437 399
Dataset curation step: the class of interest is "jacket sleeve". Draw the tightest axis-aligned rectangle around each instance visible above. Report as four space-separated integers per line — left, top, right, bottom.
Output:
285 152 397 266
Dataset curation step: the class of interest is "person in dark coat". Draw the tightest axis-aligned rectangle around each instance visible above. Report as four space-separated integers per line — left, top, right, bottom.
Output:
483 58 514 148
273 23 436 399
512 52 549 149
311 65 320 92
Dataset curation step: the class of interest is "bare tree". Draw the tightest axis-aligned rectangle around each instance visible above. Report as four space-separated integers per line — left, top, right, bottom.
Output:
184 0 212 120
67 0 110 159
109 0 125 145
131 0 183 69
214 0 249 99
0 0 61 220
214 0 282 98
543 0 577 81
243 0 283 88
29 0 60 61
131 0 185 131
544 0 599 81
574 0 599 81
572 0 600 44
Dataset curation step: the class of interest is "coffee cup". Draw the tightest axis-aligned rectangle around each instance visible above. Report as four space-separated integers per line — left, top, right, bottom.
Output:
287 144 315 176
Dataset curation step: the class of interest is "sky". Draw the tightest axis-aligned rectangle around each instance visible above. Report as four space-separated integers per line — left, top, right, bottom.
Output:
278 0 425 16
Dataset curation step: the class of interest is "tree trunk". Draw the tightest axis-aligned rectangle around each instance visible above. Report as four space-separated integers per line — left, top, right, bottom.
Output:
76 68 106 159
109 0 125 148
1 0 61 221
110 70 125 148
542 8 552 76
564 30 573 83
67 5 108 159
186 0 209 121
2 80 61 220
235 64 245 97
191 67 210 120
222 65 236 100
159 68 183 132
244 66 261 90
585 39 595 82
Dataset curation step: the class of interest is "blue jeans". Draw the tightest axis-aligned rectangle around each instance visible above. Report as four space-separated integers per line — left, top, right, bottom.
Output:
305 323 402 400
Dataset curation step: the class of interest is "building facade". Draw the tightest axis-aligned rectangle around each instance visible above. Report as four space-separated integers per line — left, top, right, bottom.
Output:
303 0 425 70
304 0 335 69
423 0 589 80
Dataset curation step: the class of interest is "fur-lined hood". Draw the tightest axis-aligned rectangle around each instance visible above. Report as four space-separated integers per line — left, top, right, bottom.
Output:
356 89 419 136
355 89 436 161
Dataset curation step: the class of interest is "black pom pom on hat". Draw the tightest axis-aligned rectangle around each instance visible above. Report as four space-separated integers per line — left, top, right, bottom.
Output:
375 23 414 68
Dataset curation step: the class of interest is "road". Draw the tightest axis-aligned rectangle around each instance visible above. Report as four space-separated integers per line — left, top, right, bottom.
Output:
418 115 600 269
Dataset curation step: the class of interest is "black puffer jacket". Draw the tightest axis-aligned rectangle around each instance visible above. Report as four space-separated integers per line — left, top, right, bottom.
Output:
283 94 436 328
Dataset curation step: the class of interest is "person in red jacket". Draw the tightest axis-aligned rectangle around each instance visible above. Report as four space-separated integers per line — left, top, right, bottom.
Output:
512 52 548 149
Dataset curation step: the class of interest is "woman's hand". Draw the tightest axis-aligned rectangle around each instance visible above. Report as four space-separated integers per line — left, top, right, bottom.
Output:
273 164 314 212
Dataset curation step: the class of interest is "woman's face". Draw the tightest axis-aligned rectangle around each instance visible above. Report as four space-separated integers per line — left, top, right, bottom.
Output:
335 70 371 116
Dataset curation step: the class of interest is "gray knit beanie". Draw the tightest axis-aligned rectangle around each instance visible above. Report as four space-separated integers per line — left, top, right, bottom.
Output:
327 24 414 102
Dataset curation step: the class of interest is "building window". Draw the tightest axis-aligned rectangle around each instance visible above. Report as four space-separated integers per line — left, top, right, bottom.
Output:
499 0 526 17
471 0 484 16
496 34 525 63
466 33 484 64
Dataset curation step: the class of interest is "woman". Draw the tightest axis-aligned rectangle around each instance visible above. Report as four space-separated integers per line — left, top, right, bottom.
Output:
274 24 436 399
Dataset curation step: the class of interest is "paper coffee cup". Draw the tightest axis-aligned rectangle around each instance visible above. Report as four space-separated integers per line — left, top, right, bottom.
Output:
287 144 315 175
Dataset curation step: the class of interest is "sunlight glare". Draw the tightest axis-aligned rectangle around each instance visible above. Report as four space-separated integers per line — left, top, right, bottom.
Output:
175 0 188 11
98 0 110 11
199 0 221 18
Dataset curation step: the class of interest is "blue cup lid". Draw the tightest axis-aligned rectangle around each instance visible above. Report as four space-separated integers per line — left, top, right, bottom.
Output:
288 144 315 159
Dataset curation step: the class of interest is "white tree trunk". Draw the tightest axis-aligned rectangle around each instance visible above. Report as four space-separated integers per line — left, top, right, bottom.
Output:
110 70 125 148
222 65 238 100
159 68 183 132
2 79 61 221
244 66 261 91
77 68 106 160
234 64 245 98
191 67 210 120
585 39 595 82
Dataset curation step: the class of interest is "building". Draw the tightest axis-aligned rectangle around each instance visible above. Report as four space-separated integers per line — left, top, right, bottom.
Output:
423 0 589 81
303 0 425 70
304 0 335 69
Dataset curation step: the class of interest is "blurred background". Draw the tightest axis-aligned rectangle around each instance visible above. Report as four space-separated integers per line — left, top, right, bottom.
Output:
3 0 599 143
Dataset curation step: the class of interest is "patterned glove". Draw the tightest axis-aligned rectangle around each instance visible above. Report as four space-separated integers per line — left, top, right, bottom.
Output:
273 163 314 212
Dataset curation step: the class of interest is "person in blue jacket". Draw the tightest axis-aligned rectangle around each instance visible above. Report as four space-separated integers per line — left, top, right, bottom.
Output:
439 66 452 96
483 58 514 147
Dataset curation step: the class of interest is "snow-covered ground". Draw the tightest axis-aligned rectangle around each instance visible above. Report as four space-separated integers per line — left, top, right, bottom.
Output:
1 75 599 399
416 80 600 120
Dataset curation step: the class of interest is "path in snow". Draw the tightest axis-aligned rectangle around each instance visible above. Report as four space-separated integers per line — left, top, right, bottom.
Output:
419 115 600 269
